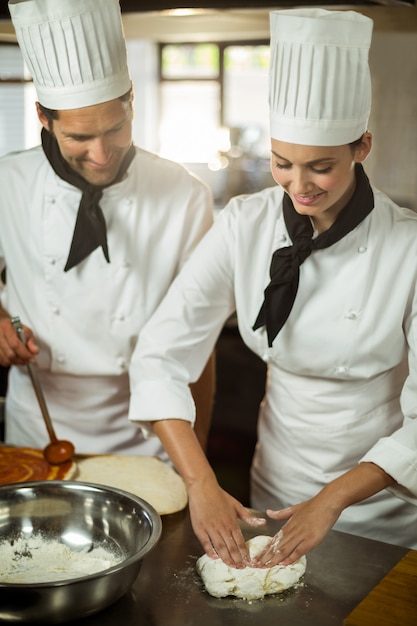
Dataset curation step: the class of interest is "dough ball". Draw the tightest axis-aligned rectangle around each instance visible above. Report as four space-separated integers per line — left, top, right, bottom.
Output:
196 535 306 600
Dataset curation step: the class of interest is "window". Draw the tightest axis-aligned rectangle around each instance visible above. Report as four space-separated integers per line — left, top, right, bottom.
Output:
159 43 221 163
0 43 38 157
223 45 270 158
158 41 270 165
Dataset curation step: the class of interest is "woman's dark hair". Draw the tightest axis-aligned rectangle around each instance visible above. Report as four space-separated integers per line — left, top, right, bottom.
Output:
349 135 365 151
38 87 133 127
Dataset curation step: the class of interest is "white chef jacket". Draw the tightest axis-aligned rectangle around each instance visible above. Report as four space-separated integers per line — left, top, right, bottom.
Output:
0 145 213 456
131 182 417 548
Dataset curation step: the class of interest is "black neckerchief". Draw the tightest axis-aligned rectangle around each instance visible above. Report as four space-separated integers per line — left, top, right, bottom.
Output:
41 127 136 272
253 163 374 346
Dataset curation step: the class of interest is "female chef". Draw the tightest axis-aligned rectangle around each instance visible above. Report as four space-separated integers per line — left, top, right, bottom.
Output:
129 8 417 568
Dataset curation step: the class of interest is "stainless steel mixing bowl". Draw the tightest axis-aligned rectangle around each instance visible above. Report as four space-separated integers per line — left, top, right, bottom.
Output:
0 480 162 623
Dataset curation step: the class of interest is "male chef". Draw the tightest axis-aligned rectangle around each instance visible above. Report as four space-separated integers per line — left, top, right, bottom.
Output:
0 0 214 456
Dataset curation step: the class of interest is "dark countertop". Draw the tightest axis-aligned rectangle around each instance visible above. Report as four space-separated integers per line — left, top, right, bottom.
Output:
70 507 407 626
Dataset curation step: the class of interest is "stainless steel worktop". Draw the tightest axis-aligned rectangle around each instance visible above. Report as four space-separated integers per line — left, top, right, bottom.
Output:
46 507 408 626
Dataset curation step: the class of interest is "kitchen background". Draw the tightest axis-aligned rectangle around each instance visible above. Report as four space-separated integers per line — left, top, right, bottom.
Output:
0 2 416 503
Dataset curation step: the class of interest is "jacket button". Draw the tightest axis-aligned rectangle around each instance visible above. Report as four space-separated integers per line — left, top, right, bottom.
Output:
345 310 357 320
358 246 367 253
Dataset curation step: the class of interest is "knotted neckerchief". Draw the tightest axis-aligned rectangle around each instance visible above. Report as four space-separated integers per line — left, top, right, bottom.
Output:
253 163 374 347
41 127 136 272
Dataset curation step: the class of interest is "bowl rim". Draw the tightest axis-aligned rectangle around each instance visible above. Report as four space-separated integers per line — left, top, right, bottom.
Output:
0 479 163 588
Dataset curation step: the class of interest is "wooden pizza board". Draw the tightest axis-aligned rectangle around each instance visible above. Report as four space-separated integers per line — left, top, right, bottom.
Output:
344 549 417 626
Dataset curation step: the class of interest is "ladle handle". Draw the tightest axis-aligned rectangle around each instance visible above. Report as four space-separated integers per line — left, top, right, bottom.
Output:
11 316 58 443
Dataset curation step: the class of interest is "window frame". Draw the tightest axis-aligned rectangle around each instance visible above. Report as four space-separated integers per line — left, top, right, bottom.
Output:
158 39 269 130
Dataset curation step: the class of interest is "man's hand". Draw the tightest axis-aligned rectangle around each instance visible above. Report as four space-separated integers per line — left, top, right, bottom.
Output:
0 317 39 366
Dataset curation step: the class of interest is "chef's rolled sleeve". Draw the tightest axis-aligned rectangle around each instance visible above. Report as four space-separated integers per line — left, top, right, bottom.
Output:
361 425 417 505
129 378 196 438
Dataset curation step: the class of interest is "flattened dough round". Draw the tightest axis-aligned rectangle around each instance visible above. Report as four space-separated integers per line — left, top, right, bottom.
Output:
197 535 306 600
75 455 187 515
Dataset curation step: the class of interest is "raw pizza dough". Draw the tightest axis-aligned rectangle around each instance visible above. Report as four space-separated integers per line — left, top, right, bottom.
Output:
75 455 188 515
197 535 306 600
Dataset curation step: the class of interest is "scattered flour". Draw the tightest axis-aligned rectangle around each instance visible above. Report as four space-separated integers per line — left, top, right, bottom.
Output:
0 535 123 584
197 535 306 600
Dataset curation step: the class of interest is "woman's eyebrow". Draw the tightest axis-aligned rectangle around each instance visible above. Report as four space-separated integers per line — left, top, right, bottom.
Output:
271 150 337 165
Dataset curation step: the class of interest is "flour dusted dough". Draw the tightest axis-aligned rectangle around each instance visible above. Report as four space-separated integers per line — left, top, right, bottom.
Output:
197 535 306 600
75 455 187 515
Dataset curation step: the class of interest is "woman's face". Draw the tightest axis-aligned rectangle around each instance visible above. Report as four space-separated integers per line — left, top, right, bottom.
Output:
270 135 372 232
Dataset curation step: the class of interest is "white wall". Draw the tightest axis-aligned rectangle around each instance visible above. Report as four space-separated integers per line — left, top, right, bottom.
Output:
366 30 417 210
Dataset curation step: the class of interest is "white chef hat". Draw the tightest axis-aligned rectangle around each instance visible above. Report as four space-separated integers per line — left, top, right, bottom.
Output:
269 8 373 146
8 0 131 110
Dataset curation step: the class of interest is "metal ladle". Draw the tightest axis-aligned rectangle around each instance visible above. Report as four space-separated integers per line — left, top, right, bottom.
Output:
11 316 75 465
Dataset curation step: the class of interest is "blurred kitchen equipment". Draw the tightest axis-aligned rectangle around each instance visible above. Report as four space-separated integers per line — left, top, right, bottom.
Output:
11 316 75 464
0 480 162 623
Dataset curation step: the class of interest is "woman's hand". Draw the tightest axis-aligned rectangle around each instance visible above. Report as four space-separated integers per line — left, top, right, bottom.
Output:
252 462 396 567
0 316 39 367
253 494 342 567
153 418 265 568
188 477 266 568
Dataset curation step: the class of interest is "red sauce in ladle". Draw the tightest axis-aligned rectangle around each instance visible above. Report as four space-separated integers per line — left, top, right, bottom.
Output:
44 439 75 465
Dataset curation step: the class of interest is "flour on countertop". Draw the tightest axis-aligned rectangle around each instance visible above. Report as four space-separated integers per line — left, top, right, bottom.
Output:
0 535 123 584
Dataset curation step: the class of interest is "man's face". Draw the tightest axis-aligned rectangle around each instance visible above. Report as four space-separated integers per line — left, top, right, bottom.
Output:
38 98 133 186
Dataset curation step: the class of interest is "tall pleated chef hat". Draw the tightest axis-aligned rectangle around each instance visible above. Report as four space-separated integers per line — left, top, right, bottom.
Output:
269 8 373 146
8 0 131 110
